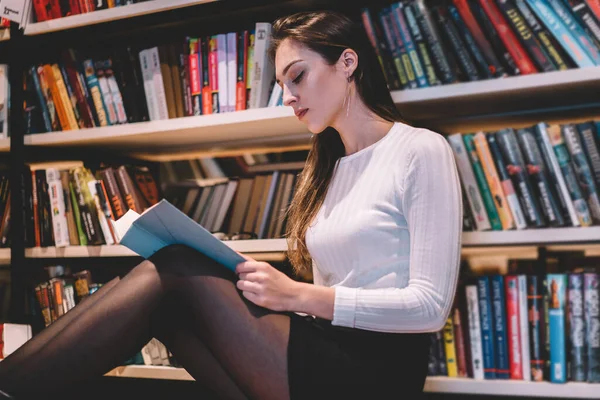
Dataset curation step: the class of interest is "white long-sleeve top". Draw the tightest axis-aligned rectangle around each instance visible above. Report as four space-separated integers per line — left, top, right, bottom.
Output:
305 122 463 333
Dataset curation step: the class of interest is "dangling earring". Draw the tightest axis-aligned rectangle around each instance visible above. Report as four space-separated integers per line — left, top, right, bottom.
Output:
345 75 352 118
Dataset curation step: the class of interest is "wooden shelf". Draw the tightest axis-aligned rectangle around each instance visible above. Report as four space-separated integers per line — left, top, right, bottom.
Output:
24 107 311 161
0 138 9 152
23 0 217 35
394 66 600 133
103 366 600 398
0 29 9 42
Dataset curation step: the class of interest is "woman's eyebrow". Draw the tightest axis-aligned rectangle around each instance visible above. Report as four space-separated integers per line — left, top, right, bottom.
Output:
276 59 303 84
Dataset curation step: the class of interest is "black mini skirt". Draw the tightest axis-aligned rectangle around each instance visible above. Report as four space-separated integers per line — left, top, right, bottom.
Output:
287 313 431 400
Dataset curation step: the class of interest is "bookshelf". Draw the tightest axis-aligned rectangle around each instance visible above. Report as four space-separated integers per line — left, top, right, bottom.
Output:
0 29 9 42
0 248 10 264
103 366 600 398
22 0 218 35
0 138 9 152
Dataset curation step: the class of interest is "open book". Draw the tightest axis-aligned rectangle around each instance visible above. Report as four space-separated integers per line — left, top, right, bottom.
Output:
111 199 245 272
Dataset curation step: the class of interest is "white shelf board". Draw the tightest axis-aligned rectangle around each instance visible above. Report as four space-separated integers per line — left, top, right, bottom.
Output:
0 248 10 264
394 66 600 133
25 239 288 258
23 0 218 35
24 107 311 160
0 29 9 41
462 226 600 247
423 377 600 398
103 367 600 398
0 138 9 152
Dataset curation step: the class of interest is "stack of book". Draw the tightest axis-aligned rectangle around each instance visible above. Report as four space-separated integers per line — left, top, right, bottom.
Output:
361 1 600 90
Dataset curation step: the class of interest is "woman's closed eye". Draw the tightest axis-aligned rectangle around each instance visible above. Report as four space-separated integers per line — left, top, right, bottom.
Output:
292 70 304 85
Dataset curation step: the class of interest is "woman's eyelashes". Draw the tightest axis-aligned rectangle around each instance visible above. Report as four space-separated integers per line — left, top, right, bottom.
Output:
292 70 305 85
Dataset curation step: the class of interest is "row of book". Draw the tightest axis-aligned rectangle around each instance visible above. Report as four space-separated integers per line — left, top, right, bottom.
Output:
429 263 600 383
362 0 600 91
0 64 7 138
451 121 600 231
23 22 279 134
32 0 151 22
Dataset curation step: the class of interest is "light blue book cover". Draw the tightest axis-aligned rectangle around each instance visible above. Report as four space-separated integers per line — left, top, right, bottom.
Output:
112 199 246 272
547 273 567 383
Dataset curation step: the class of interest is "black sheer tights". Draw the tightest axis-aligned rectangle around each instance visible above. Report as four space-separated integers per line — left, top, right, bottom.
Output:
0 245 292 400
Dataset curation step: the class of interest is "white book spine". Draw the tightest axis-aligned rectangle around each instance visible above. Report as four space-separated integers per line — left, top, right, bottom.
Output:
258 171 279 238
217 34 229 113
227 32 237 113
64 284 76 313
107 73 128 124
536 123 580 227
448 134 492 231
87 180 114 245
518 275 532 381
466 285 485 380
267 81 282 107
46 168 70 248
250 22 274 108
139 49 159 121
97 74 117 125
149 47 169 120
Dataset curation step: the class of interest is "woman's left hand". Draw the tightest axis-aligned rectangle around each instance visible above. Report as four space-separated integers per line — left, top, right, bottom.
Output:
235 261 298 312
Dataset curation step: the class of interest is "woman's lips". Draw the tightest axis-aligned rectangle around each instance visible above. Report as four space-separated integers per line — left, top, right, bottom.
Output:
296 109 308 119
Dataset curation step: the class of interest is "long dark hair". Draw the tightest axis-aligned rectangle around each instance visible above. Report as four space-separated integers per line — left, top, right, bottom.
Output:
269 10 404 275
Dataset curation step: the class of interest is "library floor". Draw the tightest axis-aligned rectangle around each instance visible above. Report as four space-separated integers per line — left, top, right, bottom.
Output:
66 377 577 400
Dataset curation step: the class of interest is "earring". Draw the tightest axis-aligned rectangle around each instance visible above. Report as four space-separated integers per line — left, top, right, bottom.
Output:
345 76 351 117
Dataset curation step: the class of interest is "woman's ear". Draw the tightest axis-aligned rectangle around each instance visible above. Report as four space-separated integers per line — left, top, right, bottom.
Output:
340 49 358 80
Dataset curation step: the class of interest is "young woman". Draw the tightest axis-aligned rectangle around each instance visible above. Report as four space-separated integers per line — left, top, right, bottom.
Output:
0 10 462 400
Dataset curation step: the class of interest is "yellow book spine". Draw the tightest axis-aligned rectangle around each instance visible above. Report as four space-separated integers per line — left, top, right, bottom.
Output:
443 316 458 377
43 65 71 131
474 132 515 230
51 64 78 130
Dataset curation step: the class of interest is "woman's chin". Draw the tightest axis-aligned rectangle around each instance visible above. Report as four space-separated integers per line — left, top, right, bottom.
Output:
306 121 327 135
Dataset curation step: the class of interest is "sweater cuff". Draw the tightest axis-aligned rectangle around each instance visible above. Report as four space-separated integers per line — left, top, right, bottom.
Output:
332 286 358 328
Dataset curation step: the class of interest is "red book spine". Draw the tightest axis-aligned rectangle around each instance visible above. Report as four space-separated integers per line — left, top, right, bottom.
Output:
68 0 80 15
201 37 213 115
209 36 219 114
588 0 600 19
453 307 469 377
505 275 524 379
48 0 62 19
477 0 538 74
236 31 248 111
33 0 50 22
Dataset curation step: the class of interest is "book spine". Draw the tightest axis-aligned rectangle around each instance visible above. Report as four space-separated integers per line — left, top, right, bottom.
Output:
60 170 79 246
83 59 110 126
105 62 128 124
514 0 571 70
435 330 448 375
515 127 564 226
449 3 494 78
568 273 587 382
496 128 545 227
473 132 515 229
71 167 103 245
448 134 492 230
526 0 597 67
478 0 539 74
413 0 458 84
463 134 503 230
61 50 95 128
518 275 532 381
392 3 428 87
561 124 600 223
491 275 510 379
216 34 228 113
477 276 497 379
576 122 600 187
487 132 528 229
466 284 485 379
149 47 169 120
496 0 557 71
245 31 254 109
208 36 220 113
249 23 274 108
69 180 88 245
505 275 524 379
589 0 600 19
528 275 545 381
453 307 469 377
433 5 481 81
379 8 410 88
188 38 202 116
43 64 72 131
547 273 567 383
386 7 418 88
546 0 600 64
87 180 112 245
58 64 82 128
226 32 237 113
98 168 126 220
568 1 600 46
95 63 118 125
428 333 440 376
46 169 70 248
584 272 600 382
403 4 441 86
180 39 193 117
30 66 53 132
115 166 143 213
443 316 459 377
236 31 249 110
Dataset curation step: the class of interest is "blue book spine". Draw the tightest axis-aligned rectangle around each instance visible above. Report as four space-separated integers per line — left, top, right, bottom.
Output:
392 2 428 88
546 0 600 64
477 276 497 379
29 66 53 133
584 272 600 382
525 0 596 67
547 273 567 383
388 5 420 88
491 275 510 379
568 273 587 382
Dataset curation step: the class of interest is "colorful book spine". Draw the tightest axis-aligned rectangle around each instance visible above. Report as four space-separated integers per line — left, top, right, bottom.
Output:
478 276 497 378
496 128 545 227
534 123 580 226
563 0 600 46
527 274 545 381
576 122 600 187
188 37 202 116
386 7 418 88
515 127 564 227
30 66 53 132
448 134 492 231
568 273 587 382
526 0 597 67
453 307 469 377
379 8 410 88
236 31 249 110
486 132 528 229
491 275 510 379
473 131 515 229
505 275 524 379
82 60 110 127
514 0 571 70
392 2 428 87
518 275 532 381
466 284 485 379
443 316 459 377
547 273 567 383
561 124 600 223
584 272 600 382
403 3 441 86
